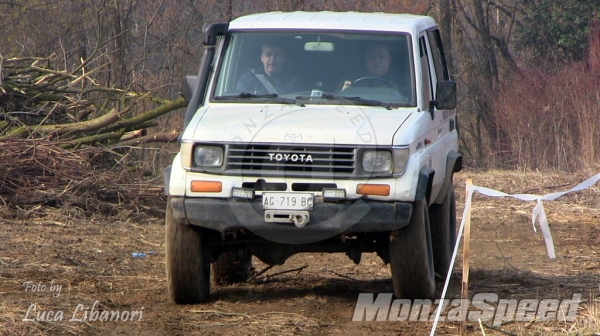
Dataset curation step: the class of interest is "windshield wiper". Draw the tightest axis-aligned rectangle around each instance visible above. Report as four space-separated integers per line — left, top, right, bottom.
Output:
214 93 305 107
319 93 392 110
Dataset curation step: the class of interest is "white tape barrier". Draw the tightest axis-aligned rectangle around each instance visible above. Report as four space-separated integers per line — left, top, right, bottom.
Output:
430 172 600 336
472 172 600 259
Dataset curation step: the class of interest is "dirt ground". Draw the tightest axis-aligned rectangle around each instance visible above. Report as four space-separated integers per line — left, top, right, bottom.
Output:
1 169 599 335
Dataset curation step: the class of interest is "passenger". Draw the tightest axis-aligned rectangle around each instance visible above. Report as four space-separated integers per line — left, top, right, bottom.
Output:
236 42 300 95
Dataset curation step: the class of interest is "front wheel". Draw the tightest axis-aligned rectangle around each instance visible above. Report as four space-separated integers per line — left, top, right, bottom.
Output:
165 197 211 304
429 186 457 280
389 198 435 299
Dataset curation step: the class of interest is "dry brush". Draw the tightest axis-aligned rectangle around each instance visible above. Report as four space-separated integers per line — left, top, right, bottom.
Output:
0 54 185 210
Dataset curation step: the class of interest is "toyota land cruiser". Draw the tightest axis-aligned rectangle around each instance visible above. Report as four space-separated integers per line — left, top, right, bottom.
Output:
164 11 462 303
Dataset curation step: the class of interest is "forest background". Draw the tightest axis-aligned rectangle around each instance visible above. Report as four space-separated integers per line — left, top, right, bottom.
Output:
1 0 599 173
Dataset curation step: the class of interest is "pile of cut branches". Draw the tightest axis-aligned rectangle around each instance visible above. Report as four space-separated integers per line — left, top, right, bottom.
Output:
0 54 185 147
0 137 164 212
0 54 183 211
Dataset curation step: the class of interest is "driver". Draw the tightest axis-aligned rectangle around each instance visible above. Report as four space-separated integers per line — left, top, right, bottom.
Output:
236 42 300 95
341 42 402 91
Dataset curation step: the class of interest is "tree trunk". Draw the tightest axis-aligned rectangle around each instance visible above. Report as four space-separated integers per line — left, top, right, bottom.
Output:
469 0 512 164
438 0 455 75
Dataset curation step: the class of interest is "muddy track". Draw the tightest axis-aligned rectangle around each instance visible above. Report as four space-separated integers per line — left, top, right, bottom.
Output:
1 170 599 335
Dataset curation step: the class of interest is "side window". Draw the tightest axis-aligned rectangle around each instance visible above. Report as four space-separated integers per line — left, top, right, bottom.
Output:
427 29 450 81
419 36 432 107
214 34 241 96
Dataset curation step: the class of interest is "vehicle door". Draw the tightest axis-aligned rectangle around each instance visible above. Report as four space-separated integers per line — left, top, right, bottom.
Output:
418 29 451 201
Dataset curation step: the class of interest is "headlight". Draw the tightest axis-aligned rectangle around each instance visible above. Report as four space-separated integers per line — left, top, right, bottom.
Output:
392 147 410 174
362 150 392 173
193 145 223 167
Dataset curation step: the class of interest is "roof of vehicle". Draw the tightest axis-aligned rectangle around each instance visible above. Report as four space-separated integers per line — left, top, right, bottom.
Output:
228 11 437 34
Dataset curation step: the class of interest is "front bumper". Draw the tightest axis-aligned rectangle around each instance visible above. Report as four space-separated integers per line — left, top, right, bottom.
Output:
170 196 412 238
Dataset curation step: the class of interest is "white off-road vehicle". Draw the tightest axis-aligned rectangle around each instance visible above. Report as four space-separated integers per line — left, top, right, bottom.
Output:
164 11 461 303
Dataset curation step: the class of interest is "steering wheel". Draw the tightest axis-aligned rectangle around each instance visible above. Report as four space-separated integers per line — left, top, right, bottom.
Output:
351 76 396 88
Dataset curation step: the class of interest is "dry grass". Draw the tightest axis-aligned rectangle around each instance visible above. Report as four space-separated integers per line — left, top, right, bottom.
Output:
490 25 600 171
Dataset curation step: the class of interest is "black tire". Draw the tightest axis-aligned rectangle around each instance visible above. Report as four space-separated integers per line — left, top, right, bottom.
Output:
212 251 252 285
165 197 210 304
389 198 435 299
429 186 457 280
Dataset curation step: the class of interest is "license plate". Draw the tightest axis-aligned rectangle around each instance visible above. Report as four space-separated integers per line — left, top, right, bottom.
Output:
262 192 314 210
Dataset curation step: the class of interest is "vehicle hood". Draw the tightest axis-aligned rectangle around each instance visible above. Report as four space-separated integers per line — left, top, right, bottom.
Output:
183 104 415 146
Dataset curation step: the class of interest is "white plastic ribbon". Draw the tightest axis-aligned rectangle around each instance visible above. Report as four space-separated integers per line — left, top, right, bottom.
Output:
430 173 600 336
471 172 600 259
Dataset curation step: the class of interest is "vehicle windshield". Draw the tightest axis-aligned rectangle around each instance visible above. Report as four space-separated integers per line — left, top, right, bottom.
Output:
212 31 415 107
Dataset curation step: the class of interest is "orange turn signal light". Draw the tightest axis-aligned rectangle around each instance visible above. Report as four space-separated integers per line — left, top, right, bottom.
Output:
356 184 390 196
190 180 222 192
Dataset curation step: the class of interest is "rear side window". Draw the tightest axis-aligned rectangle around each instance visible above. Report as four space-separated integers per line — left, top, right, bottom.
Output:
426 29 450 81
419 36 432 105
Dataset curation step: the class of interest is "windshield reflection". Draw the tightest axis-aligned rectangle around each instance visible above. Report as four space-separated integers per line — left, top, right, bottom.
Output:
213 32 415 107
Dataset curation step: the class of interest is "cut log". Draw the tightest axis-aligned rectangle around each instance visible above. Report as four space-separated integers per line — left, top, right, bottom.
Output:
3 108 120 138
113 130 180 147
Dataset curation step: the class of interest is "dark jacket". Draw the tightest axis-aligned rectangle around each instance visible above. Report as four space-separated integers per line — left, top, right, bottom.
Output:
236 69 299 95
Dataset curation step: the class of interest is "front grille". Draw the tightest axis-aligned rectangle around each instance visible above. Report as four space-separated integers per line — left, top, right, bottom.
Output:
227 144 356 175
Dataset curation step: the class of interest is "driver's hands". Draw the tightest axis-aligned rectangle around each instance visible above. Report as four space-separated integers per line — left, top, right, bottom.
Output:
341 80 352 91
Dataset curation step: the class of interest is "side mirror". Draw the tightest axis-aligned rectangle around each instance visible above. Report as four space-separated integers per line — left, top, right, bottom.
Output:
435 81 456 110
428 81 456 119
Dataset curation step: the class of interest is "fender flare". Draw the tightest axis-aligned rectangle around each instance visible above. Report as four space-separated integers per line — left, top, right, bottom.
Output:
416 166 435 202
433 150 462 204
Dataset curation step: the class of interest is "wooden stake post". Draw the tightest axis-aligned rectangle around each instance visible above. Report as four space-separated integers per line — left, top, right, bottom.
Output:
460 179 473 335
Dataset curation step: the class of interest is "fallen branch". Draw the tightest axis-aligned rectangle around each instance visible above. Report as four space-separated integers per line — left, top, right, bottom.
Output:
2 108 120 138
62 132 122 147
120 129 145 142
327 269 358 281
263 265 308 280
96 97 186 134
247 264 275 282
112 130 179 147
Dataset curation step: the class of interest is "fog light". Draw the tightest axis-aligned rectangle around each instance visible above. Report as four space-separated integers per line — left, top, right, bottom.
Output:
232 187 254 200
322 188 346 201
